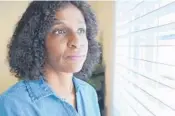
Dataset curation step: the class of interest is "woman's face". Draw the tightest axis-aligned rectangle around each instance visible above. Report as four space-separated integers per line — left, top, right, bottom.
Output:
45 4 88 73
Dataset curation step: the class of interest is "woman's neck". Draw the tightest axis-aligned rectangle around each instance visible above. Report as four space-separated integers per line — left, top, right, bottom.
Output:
43 64 74 98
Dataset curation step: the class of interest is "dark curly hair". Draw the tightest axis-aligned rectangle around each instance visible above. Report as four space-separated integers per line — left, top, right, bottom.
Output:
7 1 101 81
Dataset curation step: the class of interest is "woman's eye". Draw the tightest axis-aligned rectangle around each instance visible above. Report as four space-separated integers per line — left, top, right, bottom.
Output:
77 28 86 35
53 29 67 35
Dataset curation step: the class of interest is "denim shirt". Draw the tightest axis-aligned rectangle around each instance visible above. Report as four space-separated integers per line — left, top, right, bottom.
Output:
0 76 100 116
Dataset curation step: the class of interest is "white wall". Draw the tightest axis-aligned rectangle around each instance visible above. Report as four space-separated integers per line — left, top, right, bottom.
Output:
0 1 30 93
89 2 115 116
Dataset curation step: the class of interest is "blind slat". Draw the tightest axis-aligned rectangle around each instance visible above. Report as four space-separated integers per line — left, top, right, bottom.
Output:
115 63 175 88
116 71 175 110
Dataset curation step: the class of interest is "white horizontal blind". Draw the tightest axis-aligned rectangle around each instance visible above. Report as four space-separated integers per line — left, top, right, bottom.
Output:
113 0 175 116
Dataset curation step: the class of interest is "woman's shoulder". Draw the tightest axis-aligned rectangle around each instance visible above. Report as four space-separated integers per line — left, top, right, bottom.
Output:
73 77 97 94
0 80 28 115
74 77 100 115
0 80 29 104
1 80 26 97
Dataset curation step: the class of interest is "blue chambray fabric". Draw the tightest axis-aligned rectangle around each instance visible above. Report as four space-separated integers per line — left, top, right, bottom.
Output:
0 76 100 116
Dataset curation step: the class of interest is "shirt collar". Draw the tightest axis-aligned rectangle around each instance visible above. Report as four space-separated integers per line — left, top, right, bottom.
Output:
24 76 85 102
24 76 53 102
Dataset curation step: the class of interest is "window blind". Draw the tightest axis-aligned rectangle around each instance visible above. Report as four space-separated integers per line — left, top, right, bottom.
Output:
113 0 175 116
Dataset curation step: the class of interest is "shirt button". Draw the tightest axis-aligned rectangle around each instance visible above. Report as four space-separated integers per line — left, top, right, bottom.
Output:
61 98 66 102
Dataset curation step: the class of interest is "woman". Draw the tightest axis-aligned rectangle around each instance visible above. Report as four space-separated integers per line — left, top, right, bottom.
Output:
0 1 101 116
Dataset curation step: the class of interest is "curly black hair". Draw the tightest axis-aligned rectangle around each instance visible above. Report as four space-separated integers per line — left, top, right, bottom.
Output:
7 1 101 81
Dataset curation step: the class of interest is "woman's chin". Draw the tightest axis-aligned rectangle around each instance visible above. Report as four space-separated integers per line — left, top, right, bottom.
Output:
63 59 86 73
63 64 84 73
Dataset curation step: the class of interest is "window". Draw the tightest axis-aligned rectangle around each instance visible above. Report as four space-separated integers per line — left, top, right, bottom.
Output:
113 0 175 116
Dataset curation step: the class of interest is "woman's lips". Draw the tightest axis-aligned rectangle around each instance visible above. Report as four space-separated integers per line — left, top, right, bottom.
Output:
67 55 85 60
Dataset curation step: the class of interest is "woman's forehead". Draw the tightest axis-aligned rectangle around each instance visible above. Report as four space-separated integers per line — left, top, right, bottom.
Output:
54 4 86 26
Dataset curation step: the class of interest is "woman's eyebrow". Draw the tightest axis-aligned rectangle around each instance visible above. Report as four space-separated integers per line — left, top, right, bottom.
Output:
77 20 85 24
53 19 66 25
52 19 86 29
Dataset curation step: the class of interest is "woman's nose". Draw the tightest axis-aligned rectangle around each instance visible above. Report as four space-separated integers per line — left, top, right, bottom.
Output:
67 33 85 49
